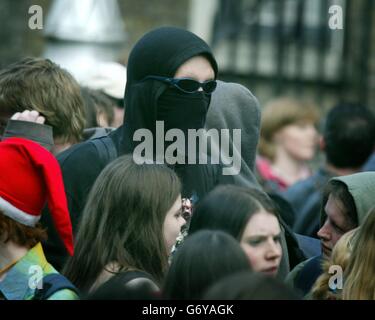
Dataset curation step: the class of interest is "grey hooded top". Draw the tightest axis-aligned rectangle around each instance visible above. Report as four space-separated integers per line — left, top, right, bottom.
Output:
205 80 261 188
287 171 375 294
328 172 375 225
205 81 293 279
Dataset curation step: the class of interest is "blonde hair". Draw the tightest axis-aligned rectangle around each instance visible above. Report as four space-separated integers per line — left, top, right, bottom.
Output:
343 207 375 300
311 229 357 300
259 97 319 161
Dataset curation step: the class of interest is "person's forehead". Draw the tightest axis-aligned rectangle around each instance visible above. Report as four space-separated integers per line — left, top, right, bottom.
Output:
243 211 280 235
325 194 348 224
174 56 215 80
168 195 182 214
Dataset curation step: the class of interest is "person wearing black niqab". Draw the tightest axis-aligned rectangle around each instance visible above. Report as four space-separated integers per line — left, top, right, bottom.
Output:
119 27 221 200
42 27 255 270
121 27 217 152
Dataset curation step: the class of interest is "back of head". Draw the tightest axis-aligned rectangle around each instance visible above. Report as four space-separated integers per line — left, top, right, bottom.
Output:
343 207 375 299
81 87 115 128
259 97 319 161
85 279 160 300
80 87 100 128
323 102 375 169
0 57 85 144
203 271 300 300
190 185 277 240
163 230 250 299
63 155 181 292
89 89 115 127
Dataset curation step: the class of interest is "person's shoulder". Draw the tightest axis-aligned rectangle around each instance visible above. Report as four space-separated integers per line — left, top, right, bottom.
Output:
363 152 375 171
285 256 313 286
56 141 103 189
287 175 317 192
57 127 121 169
36 263 79 300
283 174 321 203
47 289 79 300
126 277 159 291
57 139 98 166
83 127 115 140
294 255 320 271
295 234 322 259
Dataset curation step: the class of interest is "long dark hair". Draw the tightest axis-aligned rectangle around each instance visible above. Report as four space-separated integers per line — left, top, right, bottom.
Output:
63 155 181 293
163 230 251 299
189 185 279 240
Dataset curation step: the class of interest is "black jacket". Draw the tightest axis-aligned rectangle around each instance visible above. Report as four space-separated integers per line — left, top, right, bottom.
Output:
42 27 258 270
43 125 258 270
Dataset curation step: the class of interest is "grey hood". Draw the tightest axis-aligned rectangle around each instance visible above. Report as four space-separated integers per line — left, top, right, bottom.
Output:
205 80 261 187
331 172 375 225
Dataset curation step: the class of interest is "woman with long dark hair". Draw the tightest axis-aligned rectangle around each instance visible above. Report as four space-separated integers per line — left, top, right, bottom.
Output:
189 185 283 277
63 155 185 294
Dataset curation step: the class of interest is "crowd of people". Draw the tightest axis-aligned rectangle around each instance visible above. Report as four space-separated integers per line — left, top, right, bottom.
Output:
0 26 375 300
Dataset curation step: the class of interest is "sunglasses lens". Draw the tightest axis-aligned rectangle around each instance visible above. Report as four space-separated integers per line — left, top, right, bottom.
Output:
172 79 217 94
176 79 200 93
203 80 217 94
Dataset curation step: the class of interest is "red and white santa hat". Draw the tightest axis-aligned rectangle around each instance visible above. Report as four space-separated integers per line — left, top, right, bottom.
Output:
0 137 74 256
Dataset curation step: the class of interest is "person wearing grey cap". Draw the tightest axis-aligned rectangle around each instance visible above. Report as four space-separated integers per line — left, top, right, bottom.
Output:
286 172 375 298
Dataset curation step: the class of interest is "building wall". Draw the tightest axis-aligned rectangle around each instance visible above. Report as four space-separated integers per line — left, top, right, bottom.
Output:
0 0 374 110
0 0 189 66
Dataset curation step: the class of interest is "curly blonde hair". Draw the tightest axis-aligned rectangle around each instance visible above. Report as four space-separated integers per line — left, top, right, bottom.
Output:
311 229 357 300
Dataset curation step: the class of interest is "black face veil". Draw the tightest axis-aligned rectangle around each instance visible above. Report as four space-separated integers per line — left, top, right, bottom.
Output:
121 27 218 157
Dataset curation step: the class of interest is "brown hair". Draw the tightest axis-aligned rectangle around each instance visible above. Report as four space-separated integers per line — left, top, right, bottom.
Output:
0 57 85 143
0 211 47 249
81 87 115 128
259 97 319 160
190 185 280 241
63 155 181 293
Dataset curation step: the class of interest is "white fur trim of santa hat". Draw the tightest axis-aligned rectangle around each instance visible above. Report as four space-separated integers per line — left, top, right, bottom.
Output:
0 196 40 227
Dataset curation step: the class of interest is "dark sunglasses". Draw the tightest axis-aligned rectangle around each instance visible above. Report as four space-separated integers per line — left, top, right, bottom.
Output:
143 76 217 94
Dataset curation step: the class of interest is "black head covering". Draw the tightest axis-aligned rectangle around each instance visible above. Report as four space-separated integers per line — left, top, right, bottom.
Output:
121 27 218 155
